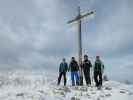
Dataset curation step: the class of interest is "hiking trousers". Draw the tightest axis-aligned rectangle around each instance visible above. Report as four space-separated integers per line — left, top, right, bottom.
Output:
58 72 67 86
71 71 79 86
84 69 91 85
94 71 102 87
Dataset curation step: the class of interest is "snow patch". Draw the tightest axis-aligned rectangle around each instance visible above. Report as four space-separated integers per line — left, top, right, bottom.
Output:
0 72 132 100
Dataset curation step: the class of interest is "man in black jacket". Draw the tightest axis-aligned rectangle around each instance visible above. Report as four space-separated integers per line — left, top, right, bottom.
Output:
69 57 80 86
82 55 92 86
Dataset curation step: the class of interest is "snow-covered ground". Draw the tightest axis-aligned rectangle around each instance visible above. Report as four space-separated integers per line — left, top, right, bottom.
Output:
0 71 132 100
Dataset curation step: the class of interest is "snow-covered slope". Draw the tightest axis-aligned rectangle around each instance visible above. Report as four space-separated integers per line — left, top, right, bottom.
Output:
0 71 132 100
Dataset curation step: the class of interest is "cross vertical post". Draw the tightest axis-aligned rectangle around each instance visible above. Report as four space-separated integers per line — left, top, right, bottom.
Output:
77 7 83 85
67 6 94 85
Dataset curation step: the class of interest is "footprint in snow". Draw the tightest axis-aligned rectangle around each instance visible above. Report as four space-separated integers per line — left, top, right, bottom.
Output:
105 93 112 97
105 87 112 90
120 90 126 94
79 86 88 92
71 96 80 100
16 93 24 97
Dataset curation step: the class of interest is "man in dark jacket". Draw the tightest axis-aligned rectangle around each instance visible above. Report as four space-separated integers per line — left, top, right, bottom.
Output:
69 57 79 86
94 56 104 88
82 55 92 86
57 58 68 86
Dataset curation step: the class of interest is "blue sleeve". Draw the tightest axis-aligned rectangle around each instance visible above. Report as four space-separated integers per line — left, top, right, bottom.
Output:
59 63 61 72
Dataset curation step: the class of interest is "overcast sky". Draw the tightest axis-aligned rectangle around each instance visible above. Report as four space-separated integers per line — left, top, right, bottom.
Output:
0 0 133 83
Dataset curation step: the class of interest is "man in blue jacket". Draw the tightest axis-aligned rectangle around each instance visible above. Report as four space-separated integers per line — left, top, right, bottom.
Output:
57 58 68 86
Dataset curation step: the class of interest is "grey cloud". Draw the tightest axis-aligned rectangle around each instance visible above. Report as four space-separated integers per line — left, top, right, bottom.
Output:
0 0 78 70
82 0 133 58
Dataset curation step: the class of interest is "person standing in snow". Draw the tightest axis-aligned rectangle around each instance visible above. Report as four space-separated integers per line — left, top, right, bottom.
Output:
69 57 80 86
57 58 68 86
94 56 104 88
82 55 92 86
